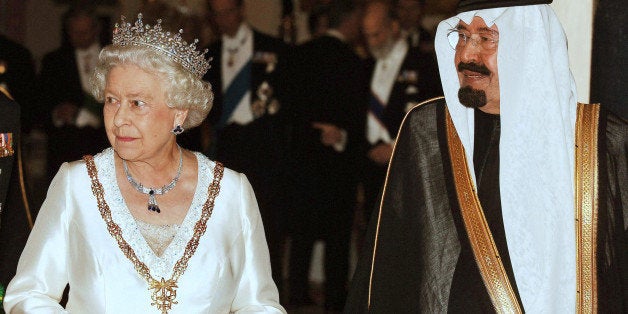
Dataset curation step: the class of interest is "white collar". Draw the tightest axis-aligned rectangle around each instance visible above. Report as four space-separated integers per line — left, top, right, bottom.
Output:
325 29 346 42
75 42 100 56
223 23 252 49
377 37 407 64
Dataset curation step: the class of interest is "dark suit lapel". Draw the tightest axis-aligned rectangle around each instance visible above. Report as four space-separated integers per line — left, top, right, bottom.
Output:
66 48 83 102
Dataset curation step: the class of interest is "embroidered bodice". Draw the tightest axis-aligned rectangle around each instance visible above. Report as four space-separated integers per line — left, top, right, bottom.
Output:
135 219 181 257
96 148 211 278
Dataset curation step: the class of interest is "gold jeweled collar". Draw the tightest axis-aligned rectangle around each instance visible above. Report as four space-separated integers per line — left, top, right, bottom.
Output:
84 154 224 313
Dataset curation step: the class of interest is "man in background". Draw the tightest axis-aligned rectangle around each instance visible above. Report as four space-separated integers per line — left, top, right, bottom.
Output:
38 5 108 182
361 0 441 228
285 1 367 311
395 0 434 53
0 87 33 303
0 34 35 301
203 0 290 298
0 34 36 132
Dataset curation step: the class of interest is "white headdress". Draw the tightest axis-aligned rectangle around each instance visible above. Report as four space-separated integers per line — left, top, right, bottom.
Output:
435 5 578 312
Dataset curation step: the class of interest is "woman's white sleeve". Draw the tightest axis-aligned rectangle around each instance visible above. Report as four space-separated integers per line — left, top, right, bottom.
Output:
230 174 286 314
3 163 71 313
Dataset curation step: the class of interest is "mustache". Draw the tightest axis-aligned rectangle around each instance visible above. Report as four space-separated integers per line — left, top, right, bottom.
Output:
457 62 491 76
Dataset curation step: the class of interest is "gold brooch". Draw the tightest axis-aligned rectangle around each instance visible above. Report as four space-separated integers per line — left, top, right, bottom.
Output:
150 277 179 313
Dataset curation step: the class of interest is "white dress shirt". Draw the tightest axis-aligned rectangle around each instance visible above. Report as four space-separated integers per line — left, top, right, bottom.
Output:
74 42 102 129
222 23 255 126
367 38 408 145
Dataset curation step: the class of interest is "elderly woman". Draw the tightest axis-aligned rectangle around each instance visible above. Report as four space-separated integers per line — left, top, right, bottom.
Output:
4 15 285 313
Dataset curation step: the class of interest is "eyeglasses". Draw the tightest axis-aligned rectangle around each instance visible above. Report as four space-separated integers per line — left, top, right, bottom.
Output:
447 28 499 52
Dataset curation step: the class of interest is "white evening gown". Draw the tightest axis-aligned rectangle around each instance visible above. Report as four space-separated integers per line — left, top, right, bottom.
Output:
4 148 285 314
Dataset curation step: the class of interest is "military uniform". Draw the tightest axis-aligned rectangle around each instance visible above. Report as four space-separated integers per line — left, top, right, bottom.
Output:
0 88 33 290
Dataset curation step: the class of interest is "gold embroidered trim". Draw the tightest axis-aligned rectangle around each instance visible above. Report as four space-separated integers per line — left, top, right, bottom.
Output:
574 103 599 314
84 155 224 314
17 139 33 228
445 109 522 314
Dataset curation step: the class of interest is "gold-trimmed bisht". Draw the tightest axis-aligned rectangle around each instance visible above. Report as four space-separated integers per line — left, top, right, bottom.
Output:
574 103 600 313
445 109 522 314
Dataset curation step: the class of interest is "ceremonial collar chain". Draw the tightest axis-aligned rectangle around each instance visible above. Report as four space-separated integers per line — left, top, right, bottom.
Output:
123 146 183 213
84 155 225 314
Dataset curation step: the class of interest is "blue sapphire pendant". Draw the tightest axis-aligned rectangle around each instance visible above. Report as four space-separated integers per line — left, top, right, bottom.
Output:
147 190 161 213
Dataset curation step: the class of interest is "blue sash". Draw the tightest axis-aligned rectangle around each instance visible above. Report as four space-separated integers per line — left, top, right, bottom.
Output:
218 59 252 129
369 92 386 123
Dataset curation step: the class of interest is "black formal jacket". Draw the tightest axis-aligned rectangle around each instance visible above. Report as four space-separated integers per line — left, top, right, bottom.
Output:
39 45 84 125
38 45 108 180
38 43 106 129
285 34 368 227
198 28 290 230
365 45 442 144
0 35 36 129
203 29 289 129
0 89 33 288
345 98 628 313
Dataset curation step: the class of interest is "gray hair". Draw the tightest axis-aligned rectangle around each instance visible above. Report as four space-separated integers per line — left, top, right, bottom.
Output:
90 44 213 129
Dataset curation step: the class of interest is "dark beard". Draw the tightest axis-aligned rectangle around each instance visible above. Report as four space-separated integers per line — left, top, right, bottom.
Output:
458 85 487 108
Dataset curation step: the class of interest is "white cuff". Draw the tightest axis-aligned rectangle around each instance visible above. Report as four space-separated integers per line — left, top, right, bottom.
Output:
332 129 348 152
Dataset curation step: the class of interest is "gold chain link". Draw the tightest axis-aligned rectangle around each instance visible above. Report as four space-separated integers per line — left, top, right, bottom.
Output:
84 155 224 313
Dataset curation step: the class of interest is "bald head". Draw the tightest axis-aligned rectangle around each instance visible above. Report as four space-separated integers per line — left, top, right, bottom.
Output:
362 1 400 59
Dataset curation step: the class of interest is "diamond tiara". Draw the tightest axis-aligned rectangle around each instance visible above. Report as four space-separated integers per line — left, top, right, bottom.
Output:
112 13 211 78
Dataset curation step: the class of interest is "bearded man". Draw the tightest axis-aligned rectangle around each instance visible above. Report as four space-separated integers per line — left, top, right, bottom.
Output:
345 0 627 312
361 0 440 227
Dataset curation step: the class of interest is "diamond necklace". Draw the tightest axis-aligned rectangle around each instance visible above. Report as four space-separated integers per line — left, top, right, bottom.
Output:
85 154 224 314
123 146 183 213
